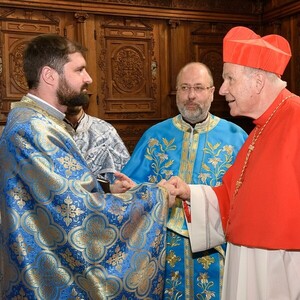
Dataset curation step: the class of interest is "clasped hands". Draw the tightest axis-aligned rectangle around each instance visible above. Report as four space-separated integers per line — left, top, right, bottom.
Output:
111 172 190 208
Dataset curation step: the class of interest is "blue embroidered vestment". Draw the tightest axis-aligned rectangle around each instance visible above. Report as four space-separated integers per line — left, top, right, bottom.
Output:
122 114 248 299
0 96 169 299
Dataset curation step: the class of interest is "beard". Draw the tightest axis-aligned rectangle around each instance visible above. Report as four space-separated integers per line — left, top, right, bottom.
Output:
57 76 90 107
177 102 210 124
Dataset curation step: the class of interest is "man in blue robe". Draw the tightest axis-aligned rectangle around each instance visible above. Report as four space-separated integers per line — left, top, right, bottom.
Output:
0 34 174 299
122 62 248 299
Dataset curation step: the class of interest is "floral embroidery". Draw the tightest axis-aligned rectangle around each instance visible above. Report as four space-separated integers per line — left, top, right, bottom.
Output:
198 253 215 270
124 251 157 298
167 231 181 247
153 274 164 297
23 251 72 300
106 245 128 272
56 195 84 226
69 214 118 263
21 154 66 204
196 273 216 300
199 142 235 186
22 206 66 249
166 250 181 268
164 270 182 299
121 204 153 249
9 182 31 209
76 265 122 299
151 229 163 252
60 248 82 270
108 202 127 223
57 154 83 178
145 138 176 182
10 234 33 264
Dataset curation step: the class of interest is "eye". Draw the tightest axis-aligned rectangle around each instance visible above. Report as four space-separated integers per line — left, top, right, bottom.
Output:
180 85 189 91
194 86 205 92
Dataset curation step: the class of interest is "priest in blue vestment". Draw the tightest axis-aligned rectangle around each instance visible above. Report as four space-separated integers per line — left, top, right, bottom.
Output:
0 34 174 299
122 62 248 299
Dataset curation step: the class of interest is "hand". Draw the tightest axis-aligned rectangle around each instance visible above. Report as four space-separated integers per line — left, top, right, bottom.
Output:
165 176 191 201
158 179 177 208
110 171 136 193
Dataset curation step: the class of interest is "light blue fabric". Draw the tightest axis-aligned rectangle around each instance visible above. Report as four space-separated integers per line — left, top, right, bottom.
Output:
122 114 248 299
0 96 169 299
65 113 130 183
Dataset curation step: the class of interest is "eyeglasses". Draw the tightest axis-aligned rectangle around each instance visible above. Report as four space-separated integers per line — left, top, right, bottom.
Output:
177 84 213 94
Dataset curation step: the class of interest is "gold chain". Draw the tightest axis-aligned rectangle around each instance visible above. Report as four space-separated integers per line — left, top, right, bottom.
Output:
234 94 295 196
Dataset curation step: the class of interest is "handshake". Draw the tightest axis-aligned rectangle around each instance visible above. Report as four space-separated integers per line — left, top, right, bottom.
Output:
111 172 191 207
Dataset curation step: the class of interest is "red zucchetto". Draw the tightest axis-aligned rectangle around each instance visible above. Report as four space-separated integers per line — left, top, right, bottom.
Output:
223 26 291 75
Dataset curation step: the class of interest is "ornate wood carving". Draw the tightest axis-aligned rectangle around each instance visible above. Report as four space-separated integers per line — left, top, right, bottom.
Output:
97 17 159 119
172 0 254 13
2 0 297 142
0 0 259 25
0 8 59 124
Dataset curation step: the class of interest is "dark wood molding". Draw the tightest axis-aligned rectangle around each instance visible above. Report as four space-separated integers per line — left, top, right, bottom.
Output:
0 1 258 23
263 1 300 22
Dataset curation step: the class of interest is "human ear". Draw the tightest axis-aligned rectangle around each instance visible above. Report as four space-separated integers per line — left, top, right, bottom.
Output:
255 72 265 93
210 86 215 102
41 66 56 85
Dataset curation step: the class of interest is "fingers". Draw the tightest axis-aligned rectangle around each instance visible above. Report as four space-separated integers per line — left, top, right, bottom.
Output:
157 179 167 187
114 172 136 186
168 194 176 208
161 176 190 201
114 171 128 180
110 172 136 194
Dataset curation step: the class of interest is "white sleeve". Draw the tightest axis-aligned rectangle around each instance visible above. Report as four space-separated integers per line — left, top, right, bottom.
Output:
186 184 226 252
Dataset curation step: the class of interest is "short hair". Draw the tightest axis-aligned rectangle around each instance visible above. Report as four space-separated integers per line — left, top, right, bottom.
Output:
243 66 282 83
23 34 86 89
176 62 214 87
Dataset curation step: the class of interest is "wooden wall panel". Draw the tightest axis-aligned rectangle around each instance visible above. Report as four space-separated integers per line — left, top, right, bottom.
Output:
191 23 228 117
0 8 60 123
92 16 176 152
98 18 158 117
191 23 258 133
5 0 299 149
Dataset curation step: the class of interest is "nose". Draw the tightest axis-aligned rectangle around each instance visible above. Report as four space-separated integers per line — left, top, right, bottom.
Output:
84 70 93 84
219 81 227 96
188 87 196 97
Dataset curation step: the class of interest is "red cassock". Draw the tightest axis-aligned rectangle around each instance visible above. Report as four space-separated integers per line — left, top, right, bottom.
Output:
213 88 300 250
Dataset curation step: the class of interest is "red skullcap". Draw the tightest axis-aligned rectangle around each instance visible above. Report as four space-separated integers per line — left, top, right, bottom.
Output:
223 26 291 75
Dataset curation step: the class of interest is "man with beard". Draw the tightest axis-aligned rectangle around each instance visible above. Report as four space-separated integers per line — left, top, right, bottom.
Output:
0 34 176 299
64 101 130 184
121 62 248 299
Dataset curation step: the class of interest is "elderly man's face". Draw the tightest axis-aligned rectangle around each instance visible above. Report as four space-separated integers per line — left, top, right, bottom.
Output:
219 63 257 118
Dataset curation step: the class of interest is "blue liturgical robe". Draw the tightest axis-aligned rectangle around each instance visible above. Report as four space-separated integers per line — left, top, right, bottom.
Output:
122 114 248 299
0 96 169 299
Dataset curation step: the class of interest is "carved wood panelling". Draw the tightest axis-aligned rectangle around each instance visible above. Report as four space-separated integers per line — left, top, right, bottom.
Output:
0 8 60 123
96 17 160 120
3 0 299 146
172 0 254 13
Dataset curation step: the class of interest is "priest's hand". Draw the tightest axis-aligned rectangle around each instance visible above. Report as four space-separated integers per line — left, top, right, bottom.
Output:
165 176 191 201
158 179 177 208
110 171 136 193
